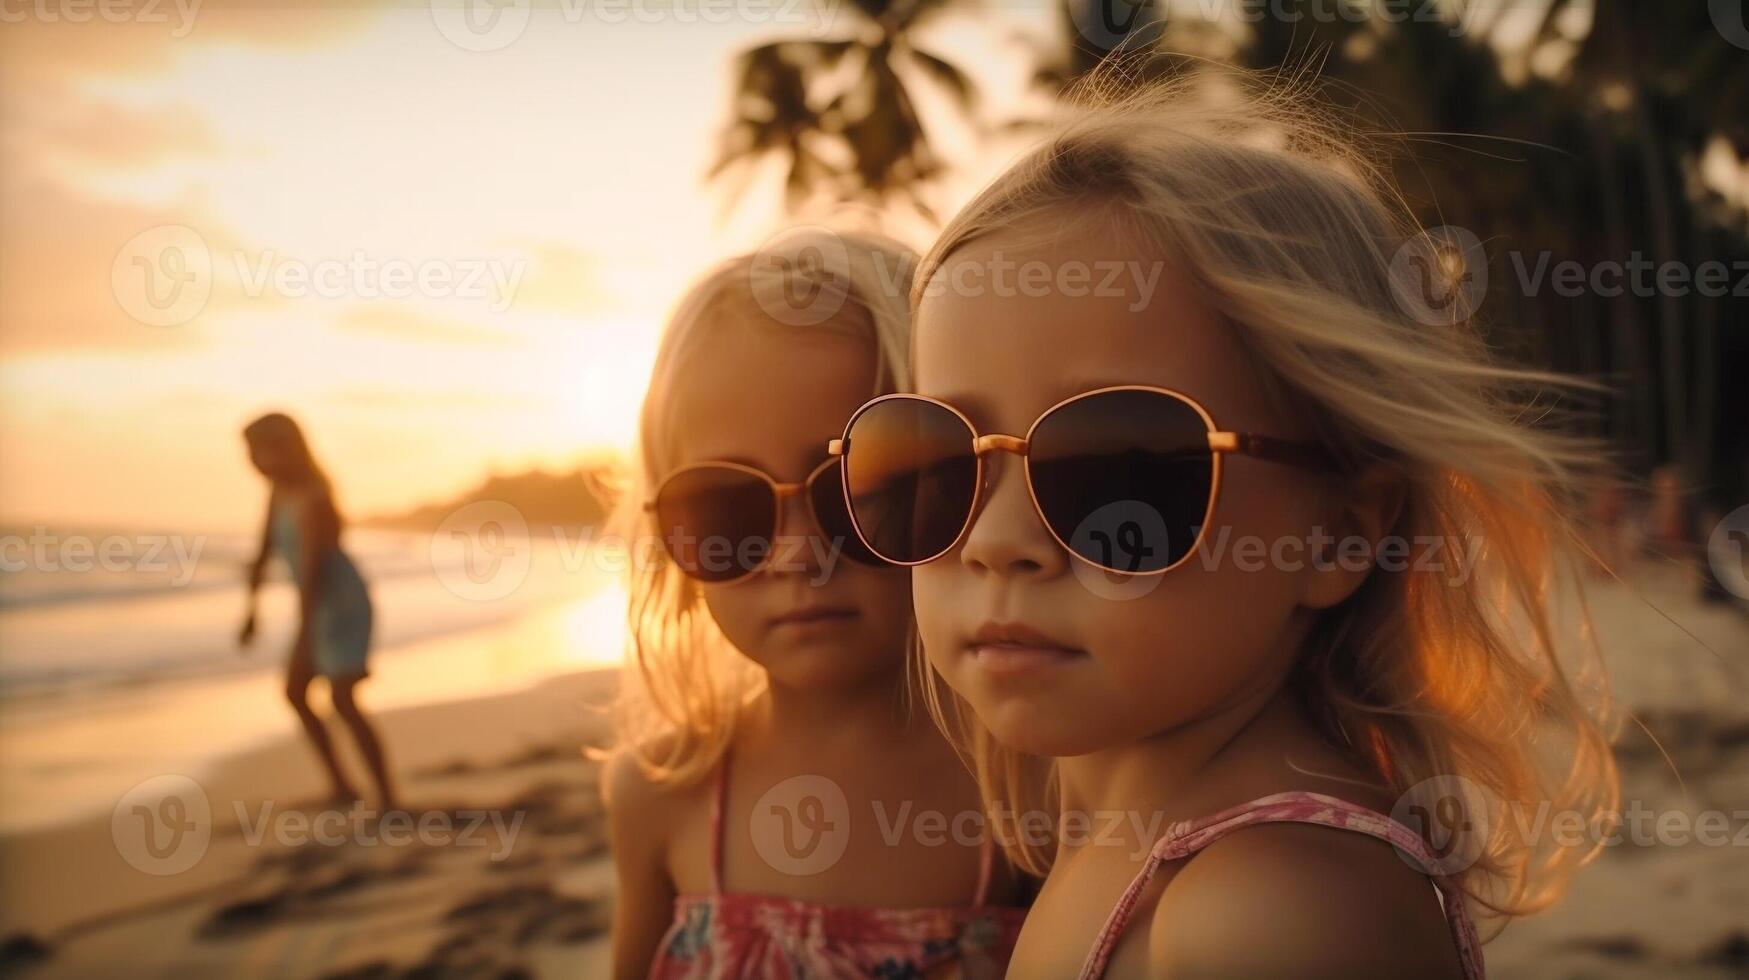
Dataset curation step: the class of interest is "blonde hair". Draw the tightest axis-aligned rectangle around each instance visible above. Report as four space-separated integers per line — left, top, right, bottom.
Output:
913 70 1618 921
606 228 918 787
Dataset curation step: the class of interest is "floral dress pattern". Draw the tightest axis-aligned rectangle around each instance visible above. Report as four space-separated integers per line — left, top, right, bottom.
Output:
646 754 1026 979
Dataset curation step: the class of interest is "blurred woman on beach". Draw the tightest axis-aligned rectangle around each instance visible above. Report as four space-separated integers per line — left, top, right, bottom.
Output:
237 412 395 810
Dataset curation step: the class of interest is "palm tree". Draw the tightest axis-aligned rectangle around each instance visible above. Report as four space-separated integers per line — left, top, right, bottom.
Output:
709 0 979 216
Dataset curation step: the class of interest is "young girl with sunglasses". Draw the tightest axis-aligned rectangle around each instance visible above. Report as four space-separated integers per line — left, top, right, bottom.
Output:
602 229 1027 979
833 78 1617 978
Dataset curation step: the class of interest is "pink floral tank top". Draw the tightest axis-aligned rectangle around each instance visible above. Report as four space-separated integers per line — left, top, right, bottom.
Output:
647 753 1027 979
1077 791 1487 978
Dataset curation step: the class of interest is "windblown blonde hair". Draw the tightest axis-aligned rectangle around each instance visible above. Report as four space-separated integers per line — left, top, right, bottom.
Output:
605 228 918 787
913 70 1619 921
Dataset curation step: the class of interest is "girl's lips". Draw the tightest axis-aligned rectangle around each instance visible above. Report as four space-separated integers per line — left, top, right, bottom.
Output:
966 643 1085 677
964 621 1085 676
767 606 859 631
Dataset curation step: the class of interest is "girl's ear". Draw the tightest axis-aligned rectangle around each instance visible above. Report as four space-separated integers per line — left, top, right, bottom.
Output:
1299 461 1407 610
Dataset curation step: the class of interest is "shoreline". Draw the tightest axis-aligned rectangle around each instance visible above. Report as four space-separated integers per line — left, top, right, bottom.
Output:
0 591 624 835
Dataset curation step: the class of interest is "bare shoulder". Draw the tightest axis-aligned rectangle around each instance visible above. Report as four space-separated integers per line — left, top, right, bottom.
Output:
603 738 706 886
601 735 692 821
601 746 654 812
1147 821 1466 979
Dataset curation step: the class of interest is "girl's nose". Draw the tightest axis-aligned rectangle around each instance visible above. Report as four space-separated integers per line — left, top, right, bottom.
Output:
772 490 825 576
956 453 1067 579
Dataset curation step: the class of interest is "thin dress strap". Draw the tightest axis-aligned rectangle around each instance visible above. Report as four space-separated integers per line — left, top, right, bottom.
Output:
970 832 995 907
708 750 730 894
1075 791 1485 980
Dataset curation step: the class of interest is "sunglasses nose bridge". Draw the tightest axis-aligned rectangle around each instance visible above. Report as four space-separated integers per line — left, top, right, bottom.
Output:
966 432 1033 532
972 433 1028 457
769 481 817 543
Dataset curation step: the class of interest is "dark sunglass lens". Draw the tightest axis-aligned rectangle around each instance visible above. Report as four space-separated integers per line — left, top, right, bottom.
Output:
653 467 775 582
1029 390 1213 573
842 398 978 564
808 459 883 567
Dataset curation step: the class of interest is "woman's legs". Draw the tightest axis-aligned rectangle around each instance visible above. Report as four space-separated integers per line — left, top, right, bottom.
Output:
331 676 396 810
285 650 358 803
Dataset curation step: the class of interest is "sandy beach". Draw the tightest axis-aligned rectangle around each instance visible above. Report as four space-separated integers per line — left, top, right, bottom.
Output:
0 660 619 979
1 565 1744 979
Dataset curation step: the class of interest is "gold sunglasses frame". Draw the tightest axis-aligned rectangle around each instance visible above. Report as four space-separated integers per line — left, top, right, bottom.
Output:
827 384 1335 577
643 457 850 585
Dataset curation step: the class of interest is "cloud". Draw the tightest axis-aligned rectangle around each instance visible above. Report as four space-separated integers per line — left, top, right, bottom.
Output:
0 1 382 355
0 0 382 85
0 169 215 354
502 241 611 314
336 305 525 347
7 90 222 172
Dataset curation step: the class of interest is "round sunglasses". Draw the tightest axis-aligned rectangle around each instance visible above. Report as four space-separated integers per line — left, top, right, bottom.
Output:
827 386 1336 576
645 457 883 584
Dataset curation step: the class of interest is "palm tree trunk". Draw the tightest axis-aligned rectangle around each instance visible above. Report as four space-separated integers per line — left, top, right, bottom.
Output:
1632 92 1686 466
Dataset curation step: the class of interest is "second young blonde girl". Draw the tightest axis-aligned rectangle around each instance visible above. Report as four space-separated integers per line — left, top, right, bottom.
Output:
603 230 1028 979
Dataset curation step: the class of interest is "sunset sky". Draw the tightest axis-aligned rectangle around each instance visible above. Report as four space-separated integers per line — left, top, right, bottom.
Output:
0 1 1048 532
13 2 1733 535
